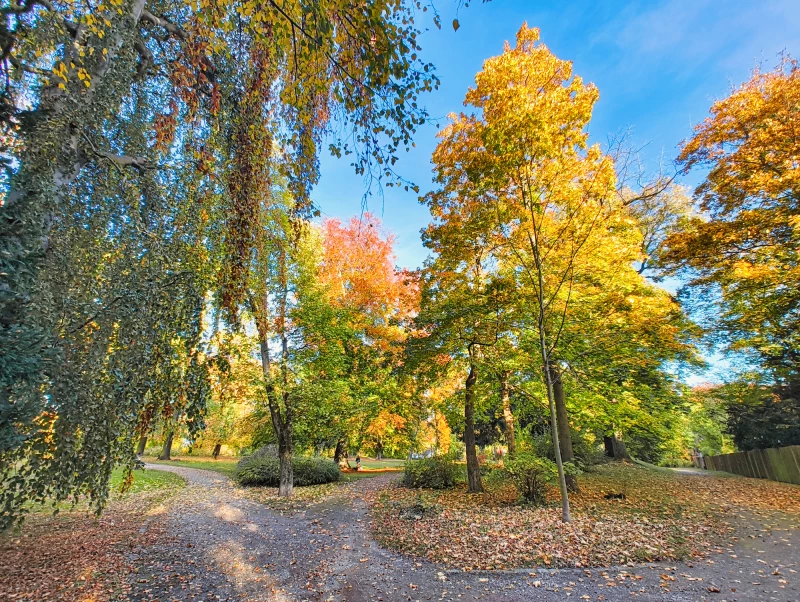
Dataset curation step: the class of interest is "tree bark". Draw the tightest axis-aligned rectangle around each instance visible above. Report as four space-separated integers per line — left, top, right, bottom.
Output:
375 440 383 460
604 432 631 461
543 359 571 522
253 258 294 497
334 438 345 463
464 361 483 493
212 442 222 459
551 368 579 492
499 371 516 457
158 431 173 461
136 435 147 457
278 440 293 497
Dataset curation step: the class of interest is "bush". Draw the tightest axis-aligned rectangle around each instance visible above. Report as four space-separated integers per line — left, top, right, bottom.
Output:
403 456 460 489
235 455 341 487
503 453 557 505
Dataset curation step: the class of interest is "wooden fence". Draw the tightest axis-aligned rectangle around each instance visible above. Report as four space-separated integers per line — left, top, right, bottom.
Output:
703 445 800 485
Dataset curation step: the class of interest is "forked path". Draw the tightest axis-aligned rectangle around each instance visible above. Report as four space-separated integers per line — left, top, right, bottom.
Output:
130 464 798 602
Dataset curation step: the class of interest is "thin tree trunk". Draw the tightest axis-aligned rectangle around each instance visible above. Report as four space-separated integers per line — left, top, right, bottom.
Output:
542 359 571 522
212 442 222 459
158 431 174 461
551 368 579 492
525 188 571 523
136 435 147 457
259 336 294 497
527 225 571 522
276 250 293 496
464 360 483 493
499 371 516 457
252 244 295 498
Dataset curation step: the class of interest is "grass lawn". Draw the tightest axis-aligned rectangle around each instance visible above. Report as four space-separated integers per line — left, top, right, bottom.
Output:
144 454 239 477
23 465 185 516
145 454 403 479
342 470 397 481
372 462 800 570
110 466 186 494
357 457 405 469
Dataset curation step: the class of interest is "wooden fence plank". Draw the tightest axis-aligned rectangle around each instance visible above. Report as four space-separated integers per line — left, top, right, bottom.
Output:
705 445 800 484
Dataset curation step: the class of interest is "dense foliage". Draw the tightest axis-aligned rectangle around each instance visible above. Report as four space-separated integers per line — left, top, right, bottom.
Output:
236 455 341 487
414 24 700 521
403 456 461 489
660 59 800 453
501 454 558 505
0 0 438 525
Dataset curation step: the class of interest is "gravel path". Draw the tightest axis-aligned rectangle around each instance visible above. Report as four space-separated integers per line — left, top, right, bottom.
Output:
128 464 799 602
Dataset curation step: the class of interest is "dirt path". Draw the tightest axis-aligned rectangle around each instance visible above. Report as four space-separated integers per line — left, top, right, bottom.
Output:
129 464 799 602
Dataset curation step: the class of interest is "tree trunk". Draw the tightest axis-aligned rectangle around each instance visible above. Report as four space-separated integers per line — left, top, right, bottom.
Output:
464 362 483 493
551 368 579 492
158 431 174 461
136 435 147 457
212 442 222 459
256 330 294 496
543 360 571 522
334 438 345 464
499 371 516 457
278 435 294 497
604 433 630 461
375 440 384 460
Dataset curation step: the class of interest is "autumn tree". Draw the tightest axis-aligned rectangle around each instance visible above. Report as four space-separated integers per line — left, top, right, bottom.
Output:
412 250 508 493
625 184 694 275
422 25 620 519
202 331 263 458
661 58 800 384
315 214 419 458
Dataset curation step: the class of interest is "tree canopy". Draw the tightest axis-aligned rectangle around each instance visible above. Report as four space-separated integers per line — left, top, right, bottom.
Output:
2 6 797 530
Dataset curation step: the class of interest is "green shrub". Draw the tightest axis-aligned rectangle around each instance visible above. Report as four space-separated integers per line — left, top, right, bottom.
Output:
503 453 557 505
235 455 341 487
403 456 459 489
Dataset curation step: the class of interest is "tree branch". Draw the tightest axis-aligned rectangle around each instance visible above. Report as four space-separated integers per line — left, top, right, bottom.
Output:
139 9 186 40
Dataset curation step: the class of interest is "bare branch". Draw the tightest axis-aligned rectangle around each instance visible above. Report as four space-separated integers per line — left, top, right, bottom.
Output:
81 134 150 171
139 9 186 40
8 56 52 77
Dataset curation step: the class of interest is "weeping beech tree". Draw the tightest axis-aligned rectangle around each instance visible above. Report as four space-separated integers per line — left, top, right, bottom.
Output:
1 0 438 519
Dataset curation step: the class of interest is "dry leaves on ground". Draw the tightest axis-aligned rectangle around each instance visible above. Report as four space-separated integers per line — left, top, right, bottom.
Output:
0 490 173 602
371 463 800 571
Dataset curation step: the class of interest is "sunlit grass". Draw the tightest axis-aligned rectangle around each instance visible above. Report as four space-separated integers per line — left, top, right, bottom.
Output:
357 457 405 469
144 455 239 477
25 466 185 516
109 466 187 494
145 454 403 479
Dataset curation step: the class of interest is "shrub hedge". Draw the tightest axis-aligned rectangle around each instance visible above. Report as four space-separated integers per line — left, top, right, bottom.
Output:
235 455 341 487
503 453 557 505
402 456 460 489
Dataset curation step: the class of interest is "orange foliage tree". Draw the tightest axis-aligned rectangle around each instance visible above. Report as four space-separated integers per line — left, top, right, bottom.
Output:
311 214 421 459
661 58 800 383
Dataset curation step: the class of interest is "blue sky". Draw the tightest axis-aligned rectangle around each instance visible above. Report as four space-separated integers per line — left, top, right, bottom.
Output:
314 0 800 268
312 0 800 383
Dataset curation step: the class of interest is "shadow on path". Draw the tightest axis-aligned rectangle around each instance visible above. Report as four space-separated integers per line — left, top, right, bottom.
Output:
128 463 799 602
